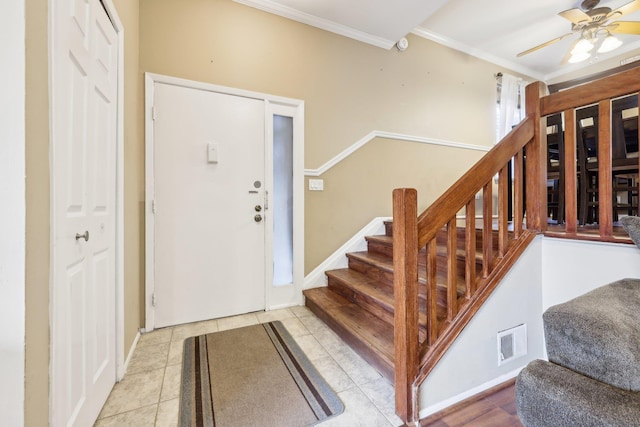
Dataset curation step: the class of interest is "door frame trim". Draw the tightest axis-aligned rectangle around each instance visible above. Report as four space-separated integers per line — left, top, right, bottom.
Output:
49 0 126 423
144 73 305 331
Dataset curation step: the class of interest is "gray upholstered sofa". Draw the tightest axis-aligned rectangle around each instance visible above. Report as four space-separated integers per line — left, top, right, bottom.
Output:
515 277 640 427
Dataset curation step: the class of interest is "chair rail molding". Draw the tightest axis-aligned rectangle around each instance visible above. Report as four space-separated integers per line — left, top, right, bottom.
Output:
304 131 490 177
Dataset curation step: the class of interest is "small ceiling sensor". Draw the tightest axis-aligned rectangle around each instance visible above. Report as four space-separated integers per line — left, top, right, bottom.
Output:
396 37 409 52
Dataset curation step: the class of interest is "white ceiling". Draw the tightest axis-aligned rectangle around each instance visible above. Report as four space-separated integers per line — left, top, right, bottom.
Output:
233 0 640 81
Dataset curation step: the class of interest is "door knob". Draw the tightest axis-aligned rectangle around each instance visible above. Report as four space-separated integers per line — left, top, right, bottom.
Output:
75 231 90 241
254 214 262 223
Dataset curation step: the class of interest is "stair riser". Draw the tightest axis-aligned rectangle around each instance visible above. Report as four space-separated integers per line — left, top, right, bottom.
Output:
345 257 463 311
327 278 394 325
349 253 478 290
367 241 483 272
304 296 394 382
384 222 501 252
376 229 498 256
348 256 395 287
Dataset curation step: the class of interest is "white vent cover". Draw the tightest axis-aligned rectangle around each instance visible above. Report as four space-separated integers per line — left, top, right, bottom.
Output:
497 324 527 366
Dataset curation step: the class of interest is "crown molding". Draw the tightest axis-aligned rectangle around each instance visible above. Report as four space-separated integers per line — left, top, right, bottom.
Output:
232 0 396 49
411 27 546 82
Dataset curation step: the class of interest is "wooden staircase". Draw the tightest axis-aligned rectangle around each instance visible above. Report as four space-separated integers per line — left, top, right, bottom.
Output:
302 69 640 425
303 220 497 382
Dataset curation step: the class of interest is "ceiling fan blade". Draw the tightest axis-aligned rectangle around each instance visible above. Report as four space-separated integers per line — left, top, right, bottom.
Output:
558 8 591 24
607 0 640 19
610 21 640 34
517 33 574 57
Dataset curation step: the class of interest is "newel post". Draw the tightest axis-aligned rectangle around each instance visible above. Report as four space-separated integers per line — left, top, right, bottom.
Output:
525 81 548 232
392 188 419 424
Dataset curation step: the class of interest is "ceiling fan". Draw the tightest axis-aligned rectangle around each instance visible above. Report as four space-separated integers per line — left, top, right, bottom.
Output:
517 0 640 63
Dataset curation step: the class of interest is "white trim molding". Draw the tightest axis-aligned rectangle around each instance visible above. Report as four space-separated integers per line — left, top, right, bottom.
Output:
418 367 524 419
232 0 395 49
304 131 490 177
0 0 25 424
303 217 391 289
411 27 546 82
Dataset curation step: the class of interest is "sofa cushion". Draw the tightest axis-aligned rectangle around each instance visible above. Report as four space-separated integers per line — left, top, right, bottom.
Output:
543 278 640 391
516 359 640 427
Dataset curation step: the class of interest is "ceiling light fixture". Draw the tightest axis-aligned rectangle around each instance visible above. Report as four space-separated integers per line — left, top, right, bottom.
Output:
569 51 592 63
572 37 594 54
598 33 623 53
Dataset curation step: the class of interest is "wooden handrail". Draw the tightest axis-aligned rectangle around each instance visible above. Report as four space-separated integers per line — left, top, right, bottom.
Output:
541 67 640 116
393 114 536 423
392 67 640 425
416 117 535 247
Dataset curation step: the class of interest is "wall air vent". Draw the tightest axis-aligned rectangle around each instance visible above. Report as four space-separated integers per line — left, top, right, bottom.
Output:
497 324 527 366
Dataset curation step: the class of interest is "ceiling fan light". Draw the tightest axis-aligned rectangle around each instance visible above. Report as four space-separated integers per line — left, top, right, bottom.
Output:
572 37 594 54
598 34 623 53
569 51 591 63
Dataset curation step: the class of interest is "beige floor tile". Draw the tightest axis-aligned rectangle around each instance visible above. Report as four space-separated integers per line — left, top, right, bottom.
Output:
317 387 392 427
294 334 330 361
359 377 404 426
314 328 353 355
217 312 259 331
156 398 179 427
298 314 333 335
99 308 401 427
331 347 383 386
290 305 313 318
256 307 296 323
160 364 182 402
279 317 311 337
171 319 218 342
126 342 170 375
137 328 173 348
166 339 184 366
311 356 356 393
99 368 164 418
94 404 157 427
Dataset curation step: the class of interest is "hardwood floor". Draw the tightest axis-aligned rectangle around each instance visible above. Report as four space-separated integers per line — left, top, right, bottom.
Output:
419 380 523 427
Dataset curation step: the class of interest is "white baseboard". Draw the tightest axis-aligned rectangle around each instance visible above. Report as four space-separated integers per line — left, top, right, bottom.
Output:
303 216 391 289
418 367 524 419
121 331 141 379
266 302 301 311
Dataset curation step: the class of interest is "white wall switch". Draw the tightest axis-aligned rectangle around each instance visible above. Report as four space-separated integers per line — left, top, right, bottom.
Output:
308 179 324 191
207 142 219 163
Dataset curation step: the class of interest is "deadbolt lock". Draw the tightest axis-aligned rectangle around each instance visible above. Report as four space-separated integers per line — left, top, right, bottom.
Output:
255 205 262 212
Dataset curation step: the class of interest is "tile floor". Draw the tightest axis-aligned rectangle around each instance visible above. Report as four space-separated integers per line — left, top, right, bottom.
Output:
95 306 404 427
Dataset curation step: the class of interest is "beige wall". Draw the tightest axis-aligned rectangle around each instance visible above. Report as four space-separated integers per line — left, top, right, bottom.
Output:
139 0 526 273
24 0 141 424
25 0 50 424
112 0 144 363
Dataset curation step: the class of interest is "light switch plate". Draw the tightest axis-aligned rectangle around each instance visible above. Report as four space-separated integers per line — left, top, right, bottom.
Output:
207 142 219 163
309 179 324 191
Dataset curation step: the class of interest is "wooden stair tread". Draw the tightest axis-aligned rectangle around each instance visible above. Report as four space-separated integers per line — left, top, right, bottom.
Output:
366 234 485 261
346 250 394 272
347 251 467 294
326 268 429 325
303 286 394 380
305 220 520 389
327 268 393 307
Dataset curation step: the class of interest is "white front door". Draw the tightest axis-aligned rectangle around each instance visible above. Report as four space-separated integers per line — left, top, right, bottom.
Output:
51 0 118 425
152 83 266 328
